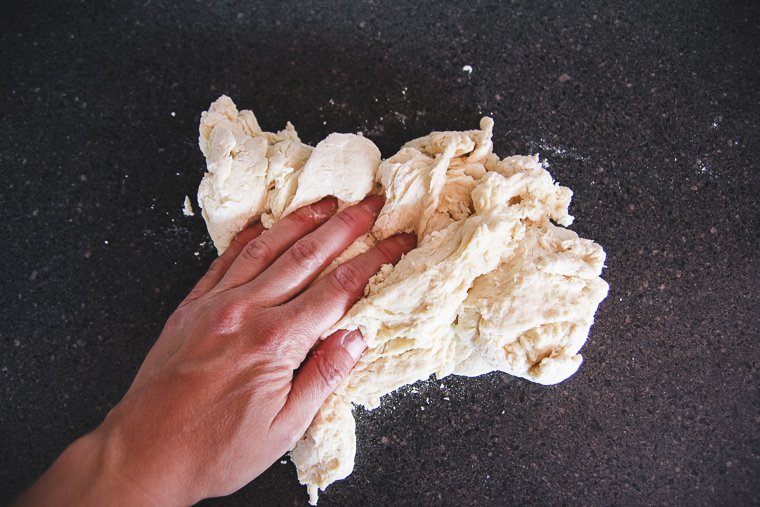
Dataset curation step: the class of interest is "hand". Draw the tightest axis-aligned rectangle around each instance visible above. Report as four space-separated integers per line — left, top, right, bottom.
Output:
15 195 416 506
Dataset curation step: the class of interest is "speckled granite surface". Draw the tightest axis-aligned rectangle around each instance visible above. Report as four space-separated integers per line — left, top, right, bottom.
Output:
1 1 758 505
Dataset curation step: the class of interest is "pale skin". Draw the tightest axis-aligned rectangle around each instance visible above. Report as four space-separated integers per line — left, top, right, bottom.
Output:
15 195 415 506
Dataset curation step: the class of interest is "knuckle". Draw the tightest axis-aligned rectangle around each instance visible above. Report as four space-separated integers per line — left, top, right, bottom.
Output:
208 301 248 337
207 256 228 277
374 240 399 261
165 306 187 328
290 206 316 227
229 233 248 251
288 237 323 270
256 325 287 353
240 238 270 264
252 309 300 357
334 208 364 229
331 262 366 293
313 351 348 390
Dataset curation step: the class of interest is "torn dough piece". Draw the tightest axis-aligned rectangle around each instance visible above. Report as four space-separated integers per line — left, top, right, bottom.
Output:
182 195 195 216
197 95 379 253
196 96 609 504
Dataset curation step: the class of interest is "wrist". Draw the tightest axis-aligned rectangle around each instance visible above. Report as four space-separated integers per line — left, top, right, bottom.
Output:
92 414 198 507
97 401 213 507
14 428 169 507
82 428 164 507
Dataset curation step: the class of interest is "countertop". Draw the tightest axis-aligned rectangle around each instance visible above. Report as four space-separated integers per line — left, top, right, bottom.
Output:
1 0 758 505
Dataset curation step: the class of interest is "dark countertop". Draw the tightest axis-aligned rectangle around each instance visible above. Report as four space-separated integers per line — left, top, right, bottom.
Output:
1 1 758 505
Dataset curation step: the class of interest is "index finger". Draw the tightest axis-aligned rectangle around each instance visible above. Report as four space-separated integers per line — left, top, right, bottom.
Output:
281 232 416 355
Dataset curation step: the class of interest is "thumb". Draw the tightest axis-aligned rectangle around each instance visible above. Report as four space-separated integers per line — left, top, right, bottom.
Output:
276 329 365 443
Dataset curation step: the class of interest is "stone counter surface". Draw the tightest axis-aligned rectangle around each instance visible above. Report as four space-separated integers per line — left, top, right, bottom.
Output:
1 1 758 505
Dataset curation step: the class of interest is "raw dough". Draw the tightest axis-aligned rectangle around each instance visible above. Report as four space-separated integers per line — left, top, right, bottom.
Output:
197 95 379 252
196 96 608 504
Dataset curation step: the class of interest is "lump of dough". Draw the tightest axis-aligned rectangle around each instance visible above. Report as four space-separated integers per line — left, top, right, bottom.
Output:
194 97 609 504
372 117 494 241
283 133 380 216
196 96 379 253
453 223 609 384
197 96 270 253
289 394 356 506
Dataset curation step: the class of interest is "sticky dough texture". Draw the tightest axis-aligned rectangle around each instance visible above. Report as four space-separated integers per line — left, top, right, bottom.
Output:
197 95 380 253
196 96 609 504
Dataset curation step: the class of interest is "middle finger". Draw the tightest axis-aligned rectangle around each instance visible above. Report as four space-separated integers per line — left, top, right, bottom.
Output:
243 195 385 306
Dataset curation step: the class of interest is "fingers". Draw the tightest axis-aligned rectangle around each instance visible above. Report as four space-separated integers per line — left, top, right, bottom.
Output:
182 223 265 304
273 329 366 441
243 195 385 306
214 198 338 292
282 232 416 349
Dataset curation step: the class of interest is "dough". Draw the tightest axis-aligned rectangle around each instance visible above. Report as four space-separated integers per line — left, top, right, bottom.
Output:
196 96 609 504
197 96 379 252
182 195 195 216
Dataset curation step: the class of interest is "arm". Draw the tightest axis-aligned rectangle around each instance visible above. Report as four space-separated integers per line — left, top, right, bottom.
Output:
15 195 415 506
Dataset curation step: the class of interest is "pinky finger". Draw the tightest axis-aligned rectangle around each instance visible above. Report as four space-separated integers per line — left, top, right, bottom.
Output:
181 223 265 305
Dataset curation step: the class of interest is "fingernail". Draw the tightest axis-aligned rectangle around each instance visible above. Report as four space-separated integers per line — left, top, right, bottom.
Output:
306 197 338 222
359 195 385 215
313 197 338 213
395 232 417 250
340 329 367 361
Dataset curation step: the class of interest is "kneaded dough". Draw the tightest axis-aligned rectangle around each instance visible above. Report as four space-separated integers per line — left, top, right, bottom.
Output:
196 96 609 504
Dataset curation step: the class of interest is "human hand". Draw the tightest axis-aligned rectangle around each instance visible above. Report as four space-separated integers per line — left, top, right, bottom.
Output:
15 195 415 506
